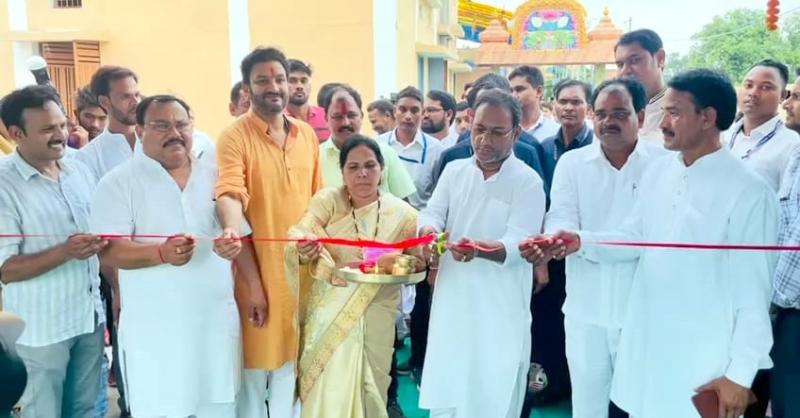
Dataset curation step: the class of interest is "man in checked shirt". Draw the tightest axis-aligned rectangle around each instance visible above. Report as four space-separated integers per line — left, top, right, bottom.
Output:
770 74 800 418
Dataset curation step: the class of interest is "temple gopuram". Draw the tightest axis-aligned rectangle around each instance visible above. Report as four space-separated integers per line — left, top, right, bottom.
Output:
457 0 624 92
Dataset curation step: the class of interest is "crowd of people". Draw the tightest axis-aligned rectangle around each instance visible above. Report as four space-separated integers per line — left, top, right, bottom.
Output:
0 26 798 418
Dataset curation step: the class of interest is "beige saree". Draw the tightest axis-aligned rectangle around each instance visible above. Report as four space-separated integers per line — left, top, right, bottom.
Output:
285 187 421 418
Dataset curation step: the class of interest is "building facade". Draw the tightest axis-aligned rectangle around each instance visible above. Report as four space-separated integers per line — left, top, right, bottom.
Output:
0 0 465 139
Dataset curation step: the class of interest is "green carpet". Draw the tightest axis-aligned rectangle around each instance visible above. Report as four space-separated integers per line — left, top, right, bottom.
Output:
395 340 572 418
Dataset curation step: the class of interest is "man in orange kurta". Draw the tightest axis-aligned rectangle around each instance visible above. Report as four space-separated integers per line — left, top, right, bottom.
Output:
216 47 321 418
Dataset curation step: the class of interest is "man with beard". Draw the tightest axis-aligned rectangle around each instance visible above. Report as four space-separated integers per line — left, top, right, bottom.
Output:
0 85 108 418
522 78 665 418
615 29 667 145
318 84 415 198
418 89 545 418
541 69 776 418
767 71 800 418
76 66 141 180
726 59 799 192
422 90 459 149
376 86 444 210
91 95 254 418
74 65 139 418
229 81 250 117
285 59 329 142
216 46 320 418
367 99 396 135
69 86 107 149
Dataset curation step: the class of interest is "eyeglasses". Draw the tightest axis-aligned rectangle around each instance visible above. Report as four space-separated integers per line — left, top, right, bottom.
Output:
146 120 193 134
473 127 515 143
593 111 632 122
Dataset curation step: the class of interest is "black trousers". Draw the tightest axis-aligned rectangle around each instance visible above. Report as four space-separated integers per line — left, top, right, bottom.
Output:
771 307 800 418
520 260 570 417
409 279 431 369
387 336 401 403
609 402 629 418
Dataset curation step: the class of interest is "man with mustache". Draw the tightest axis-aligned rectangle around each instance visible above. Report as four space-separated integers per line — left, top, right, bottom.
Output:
0 85 108 418
726 59 800 192
367 99 396 135
615 29 667 145
69 86 107 149
418 89 546 418
433 74 548 192
509 65 560 142
376 86 445 210
285 59 329 142
522 78 664 418
318 84 415 198
216 46 321 418
73 65 140 418
422 90 459 149
540 79 594 178
76 66 141 180
539 69 777 418
90 95 255 418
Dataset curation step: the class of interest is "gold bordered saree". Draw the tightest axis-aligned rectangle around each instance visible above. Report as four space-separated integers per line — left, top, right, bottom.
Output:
285 187 421 418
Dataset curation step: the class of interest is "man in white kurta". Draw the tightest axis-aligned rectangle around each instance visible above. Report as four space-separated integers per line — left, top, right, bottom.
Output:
418 90 545 418
547 70 777 418
89 96 247 418
539 78 665 418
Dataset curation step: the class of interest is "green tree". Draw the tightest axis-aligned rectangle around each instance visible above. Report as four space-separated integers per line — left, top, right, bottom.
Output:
681 9 800 83
664 52 688 81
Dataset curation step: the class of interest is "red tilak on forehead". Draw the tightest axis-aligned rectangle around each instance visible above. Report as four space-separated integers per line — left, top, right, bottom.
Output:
338 99 349 115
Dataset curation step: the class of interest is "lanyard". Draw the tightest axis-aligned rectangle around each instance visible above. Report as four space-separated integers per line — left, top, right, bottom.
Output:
728 120 782 160
396 133 428 165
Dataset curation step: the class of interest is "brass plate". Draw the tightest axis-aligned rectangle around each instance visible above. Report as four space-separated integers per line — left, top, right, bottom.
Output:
337 263 426 285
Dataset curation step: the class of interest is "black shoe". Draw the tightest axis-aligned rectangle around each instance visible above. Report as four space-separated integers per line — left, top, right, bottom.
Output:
387 399 406 418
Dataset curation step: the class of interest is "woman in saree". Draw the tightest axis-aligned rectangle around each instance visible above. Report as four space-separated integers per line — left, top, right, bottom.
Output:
285 135 424 418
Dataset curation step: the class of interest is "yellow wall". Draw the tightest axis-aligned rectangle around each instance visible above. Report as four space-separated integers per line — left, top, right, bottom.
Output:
0 4 14 96
15 0 232 139
24 0 106 31
247 0 375 115
396 0 419 89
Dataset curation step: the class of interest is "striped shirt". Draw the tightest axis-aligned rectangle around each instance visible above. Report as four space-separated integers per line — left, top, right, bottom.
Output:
0 151 104 347
775 147 800 308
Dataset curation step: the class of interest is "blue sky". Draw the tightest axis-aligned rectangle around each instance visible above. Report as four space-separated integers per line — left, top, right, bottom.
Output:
480 0 799 54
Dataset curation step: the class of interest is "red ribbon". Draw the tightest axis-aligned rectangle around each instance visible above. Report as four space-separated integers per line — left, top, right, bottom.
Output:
3 233 800 252
0 233 436 251
522 238 800 252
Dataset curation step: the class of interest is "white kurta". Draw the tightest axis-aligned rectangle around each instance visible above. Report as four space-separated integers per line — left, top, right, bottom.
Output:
546 140 666 328
418 156 545 418
639 90 665 145
90 154 244 418
579 148 777 418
